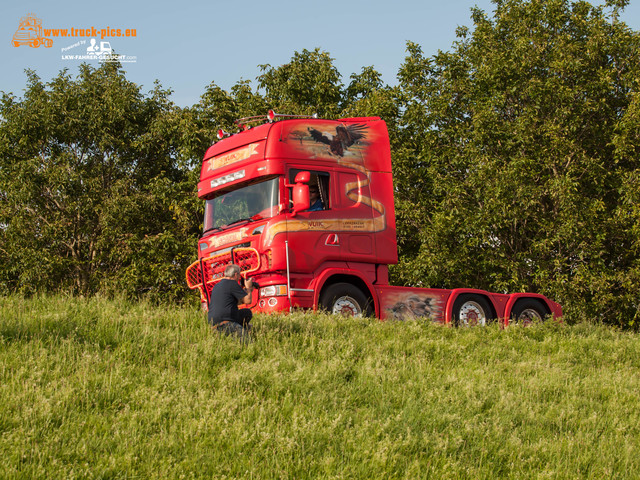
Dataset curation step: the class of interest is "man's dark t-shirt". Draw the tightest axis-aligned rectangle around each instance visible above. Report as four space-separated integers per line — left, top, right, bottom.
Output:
208 279 248 325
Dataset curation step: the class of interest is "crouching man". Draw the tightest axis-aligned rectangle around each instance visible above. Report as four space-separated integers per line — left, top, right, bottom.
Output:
208 264 254 338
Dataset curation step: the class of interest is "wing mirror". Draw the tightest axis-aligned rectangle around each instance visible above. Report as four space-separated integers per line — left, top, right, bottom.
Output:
286 171 310 216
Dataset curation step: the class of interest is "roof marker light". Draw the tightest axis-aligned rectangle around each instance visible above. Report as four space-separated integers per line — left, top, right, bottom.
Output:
267 110 276 122
217 129 230 139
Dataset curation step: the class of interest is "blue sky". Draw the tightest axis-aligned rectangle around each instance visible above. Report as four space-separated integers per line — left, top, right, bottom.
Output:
2 0 640 107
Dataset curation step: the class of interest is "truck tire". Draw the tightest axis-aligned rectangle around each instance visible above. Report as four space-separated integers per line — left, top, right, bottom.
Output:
452 294 494 327
320 283 372 317
510 299 547 326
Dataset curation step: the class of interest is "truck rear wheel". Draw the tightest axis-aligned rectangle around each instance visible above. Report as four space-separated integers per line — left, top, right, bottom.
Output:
320 283 371 317
452 294 494 327
510 299 547 326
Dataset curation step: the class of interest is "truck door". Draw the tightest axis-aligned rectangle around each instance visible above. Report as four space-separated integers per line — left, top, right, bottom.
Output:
286 169 342 273
287 167 376 268
333 168 376 263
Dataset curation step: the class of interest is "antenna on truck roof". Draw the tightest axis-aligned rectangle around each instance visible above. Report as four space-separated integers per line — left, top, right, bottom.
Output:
234 110 318 128
215 110 320 141
266 110 318 122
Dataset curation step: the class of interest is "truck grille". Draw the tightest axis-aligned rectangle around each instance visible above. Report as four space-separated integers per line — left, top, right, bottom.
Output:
185 247 261 303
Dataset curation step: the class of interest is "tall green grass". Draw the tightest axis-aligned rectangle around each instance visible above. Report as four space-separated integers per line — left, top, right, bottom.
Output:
1 295 639 479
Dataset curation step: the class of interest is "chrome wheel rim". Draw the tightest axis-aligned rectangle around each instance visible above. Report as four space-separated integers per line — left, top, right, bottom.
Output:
458 301 487 327
332 296 362 317
517 308 543 325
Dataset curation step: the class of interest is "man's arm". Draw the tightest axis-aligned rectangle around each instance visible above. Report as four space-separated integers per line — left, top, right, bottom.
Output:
240 278 254 305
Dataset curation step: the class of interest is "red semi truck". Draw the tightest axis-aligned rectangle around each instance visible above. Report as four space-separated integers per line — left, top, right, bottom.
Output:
186 112 562 325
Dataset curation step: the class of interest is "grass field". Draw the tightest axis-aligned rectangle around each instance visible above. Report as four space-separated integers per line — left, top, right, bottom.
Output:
1 295 639 479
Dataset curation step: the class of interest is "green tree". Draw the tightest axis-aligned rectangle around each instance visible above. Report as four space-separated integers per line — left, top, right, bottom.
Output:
257 48 343 118
392 0 640 324
192 49 395 142
341 66 401 127
0 63 200 301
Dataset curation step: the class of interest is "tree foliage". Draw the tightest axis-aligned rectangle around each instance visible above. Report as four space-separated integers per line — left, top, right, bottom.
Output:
392 0 640 325
0 63 200 301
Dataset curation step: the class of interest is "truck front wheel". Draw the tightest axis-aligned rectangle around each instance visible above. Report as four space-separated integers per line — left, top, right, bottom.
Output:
452 294 494 327
320 283 371 317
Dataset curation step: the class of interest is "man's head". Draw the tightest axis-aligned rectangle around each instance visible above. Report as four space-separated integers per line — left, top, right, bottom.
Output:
309 185 319 204
224 264 241 279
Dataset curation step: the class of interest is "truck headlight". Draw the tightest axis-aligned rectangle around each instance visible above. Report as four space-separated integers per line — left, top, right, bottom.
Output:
260 285 288 297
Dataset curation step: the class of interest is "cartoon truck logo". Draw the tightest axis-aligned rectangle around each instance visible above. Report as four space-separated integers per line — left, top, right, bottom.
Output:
12 14 53 48
87 39 113 57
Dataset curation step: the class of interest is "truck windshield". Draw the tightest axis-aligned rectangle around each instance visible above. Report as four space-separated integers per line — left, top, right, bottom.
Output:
203 177 279 232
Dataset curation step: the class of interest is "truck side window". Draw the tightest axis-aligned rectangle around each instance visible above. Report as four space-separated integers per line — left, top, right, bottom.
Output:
289 170 330 212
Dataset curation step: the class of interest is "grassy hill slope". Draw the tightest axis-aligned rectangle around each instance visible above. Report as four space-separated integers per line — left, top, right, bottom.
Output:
1 296 639 479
